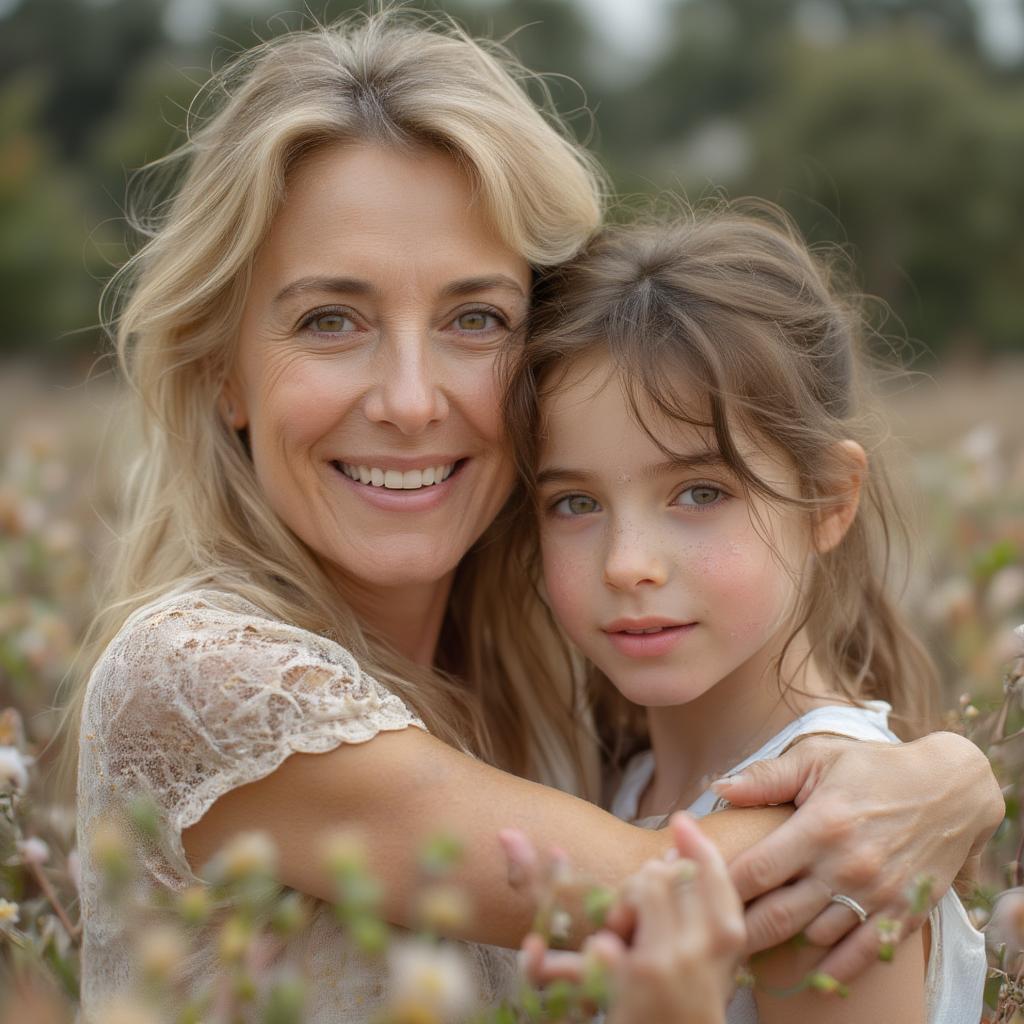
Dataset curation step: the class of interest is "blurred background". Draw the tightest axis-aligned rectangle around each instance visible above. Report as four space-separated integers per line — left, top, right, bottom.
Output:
0 1 1022 1017
0 0 1021 844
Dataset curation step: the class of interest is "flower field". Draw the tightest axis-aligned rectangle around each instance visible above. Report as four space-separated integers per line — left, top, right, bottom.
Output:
1 359 1022 1022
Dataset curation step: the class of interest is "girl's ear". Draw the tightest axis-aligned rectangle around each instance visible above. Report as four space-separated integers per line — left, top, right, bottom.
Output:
813 440 867 554
219 379 248 430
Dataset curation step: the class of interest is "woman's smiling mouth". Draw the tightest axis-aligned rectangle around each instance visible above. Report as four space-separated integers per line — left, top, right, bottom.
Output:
328 458 470 509
333 460 460 490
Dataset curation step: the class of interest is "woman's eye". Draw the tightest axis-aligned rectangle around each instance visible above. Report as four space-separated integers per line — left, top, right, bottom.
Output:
300 309 357 334
553 494 601 517
455 310 504 332
675 485 725 508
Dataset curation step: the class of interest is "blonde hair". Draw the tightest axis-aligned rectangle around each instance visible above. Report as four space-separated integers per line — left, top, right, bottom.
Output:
504 201 939 762
54 9 608 799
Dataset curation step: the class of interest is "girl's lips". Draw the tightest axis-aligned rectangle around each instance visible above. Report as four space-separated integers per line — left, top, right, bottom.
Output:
604 623 697 658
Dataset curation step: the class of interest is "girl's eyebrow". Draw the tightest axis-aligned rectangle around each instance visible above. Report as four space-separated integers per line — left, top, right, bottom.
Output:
536 451 731 488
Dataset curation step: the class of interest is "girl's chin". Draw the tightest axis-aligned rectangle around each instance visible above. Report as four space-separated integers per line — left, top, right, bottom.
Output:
597 671 714 709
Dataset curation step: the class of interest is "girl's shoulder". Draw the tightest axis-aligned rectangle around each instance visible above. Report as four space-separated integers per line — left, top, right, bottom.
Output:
685 702 900 821
751 700 901 758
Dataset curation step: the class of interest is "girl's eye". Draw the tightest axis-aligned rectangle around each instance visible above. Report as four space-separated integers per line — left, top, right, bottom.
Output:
455 309 505 332
300 309 358 335
675 485 725 509
552 494 602 517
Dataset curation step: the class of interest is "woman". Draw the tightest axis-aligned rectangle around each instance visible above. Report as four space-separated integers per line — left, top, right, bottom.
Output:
61 11 1001 1021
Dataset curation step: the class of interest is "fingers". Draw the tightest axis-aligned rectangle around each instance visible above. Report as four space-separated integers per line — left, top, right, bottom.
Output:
712 736 854 809
629 860 684 949
518 933 590 986
584 929 627 970
497 828 540 897
711 745 814 808
742 876 832 954
670 812 745 950
603 896 636 941
802 899 866 948
812 908 918 984
728 812 814 903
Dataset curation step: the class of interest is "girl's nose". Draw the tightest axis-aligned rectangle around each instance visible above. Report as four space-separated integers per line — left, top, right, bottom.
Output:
364 333 449 435
602 527 668 591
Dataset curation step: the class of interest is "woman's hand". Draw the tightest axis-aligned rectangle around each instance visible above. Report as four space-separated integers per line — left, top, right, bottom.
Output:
504 813 746 1024
715 730 1003 982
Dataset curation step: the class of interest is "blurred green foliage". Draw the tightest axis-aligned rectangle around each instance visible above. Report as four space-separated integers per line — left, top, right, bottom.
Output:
1 0 1023 359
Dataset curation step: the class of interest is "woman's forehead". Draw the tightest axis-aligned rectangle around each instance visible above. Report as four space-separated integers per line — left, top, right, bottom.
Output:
254 142 531 294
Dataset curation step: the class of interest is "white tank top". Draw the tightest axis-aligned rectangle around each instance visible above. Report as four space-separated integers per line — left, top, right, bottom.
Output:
609 701 988 1024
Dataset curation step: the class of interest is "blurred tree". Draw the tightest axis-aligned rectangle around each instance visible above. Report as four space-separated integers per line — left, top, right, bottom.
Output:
0 76 99 355
596 0 1024 355
744 29 1024 355
0 0 170 162
1 0 1022 357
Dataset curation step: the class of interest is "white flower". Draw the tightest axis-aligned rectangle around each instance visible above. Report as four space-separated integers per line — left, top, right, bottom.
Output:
91 996 164 1024
988 567 1024 616
386 938 476 1022
0 745 32 794
923 576 973 626
209 830 278 882
139 925 189 982
0 898 20 928
17 836 50 866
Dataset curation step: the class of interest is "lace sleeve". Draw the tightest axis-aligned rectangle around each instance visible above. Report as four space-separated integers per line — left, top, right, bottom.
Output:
81 588 425 882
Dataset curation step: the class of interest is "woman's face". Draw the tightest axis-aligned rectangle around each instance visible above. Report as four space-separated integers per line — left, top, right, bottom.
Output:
226 143 529 592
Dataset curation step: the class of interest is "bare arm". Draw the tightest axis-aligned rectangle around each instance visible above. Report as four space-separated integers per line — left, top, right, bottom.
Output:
182 726 788 948
752 922 930 1023
722 731 1002 979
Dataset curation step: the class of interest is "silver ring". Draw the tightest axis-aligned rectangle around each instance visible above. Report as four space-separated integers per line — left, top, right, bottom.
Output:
830 893 868 923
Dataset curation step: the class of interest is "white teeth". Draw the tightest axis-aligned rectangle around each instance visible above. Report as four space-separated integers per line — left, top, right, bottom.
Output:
338 461 456 490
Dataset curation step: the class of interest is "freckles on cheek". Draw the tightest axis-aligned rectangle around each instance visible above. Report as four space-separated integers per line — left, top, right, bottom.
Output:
692 539 791 638
540 540 593 639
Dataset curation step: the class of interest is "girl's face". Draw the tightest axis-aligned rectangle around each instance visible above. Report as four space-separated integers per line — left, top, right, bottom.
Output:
225 143 529 594
536 352 812 708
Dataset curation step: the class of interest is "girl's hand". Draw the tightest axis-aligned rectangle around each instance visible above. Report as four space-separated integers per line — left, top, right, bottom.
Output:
503 812 746 1024
715 730 1003 983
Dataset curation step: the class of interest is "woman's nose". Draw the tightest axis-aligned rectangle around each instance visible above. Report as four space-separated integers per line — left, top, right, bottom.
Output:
602 526 668 591
364 333 449 434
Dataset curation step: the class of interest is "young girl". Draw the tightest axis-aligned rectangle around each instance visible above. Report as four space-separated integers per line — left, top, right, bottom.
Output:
503 203 988 1022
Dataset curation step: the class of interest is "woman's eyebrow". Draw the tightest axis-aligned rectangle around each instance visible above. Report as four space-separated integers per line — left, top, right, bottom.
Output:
439 275 527 299
272 276 372 306
272 274 526 307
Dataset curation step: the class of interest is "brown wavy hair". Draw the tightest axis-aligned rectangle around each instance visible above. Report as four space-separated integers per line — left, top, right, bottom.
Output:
503 200 939 764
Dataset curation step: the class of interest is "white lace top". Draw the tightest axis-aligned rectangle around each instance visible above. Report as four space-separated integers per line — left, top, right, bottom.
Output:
75 587 518 1022
609 702 988 1024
